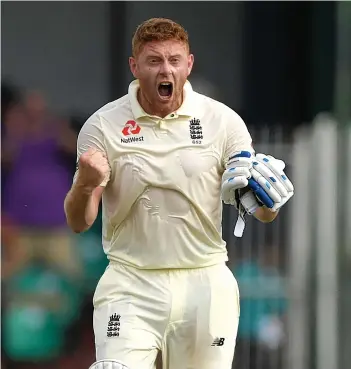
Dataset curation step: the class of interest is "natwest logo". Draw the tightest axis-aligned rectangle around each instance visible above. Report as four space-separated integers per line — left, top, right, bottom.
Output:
122 120 141 136
121 136 144 143
121 120 144 144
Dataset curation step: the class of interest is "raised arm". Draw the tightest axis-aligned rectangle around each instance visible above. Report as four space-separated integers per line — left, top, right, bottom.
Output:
64 115 110 233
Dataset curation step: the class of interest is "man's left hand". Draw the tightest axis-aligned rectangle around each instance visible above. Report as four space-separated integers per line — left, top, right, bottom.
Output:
247 153 294 212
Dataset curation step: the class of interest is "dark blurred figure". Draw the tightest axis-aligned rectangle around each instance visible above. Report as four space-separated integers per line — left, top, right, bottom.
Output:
1 82 21 201
2 91 81 279
1 81 20 122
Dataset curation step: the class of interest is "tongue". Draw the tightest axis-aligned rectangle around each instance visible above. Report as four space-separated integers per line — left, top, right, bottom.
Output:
159 85 170 96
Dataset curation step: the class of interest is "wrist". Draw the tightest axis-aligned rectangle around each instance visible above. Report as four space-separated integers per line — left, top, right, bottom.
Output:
254 206 279 223
74 178 96 195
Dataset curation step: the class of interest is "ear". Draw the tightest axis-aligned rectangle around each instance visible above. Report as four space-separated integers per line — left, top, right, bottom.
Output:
187 54 194 77
129 57 139 79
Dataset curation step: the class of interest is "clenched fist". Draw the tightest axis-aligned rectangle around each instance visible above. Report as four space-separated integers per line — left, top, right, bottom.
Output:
76 147 110 190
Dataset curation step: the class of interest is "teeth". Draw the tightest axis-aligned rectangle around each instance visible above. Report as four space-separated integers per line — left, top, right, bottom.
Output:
160 82 171 86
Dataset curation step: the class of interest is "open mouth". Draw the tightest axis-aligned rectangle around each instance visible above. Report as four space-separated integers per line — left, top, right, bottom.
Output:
158 82 173 99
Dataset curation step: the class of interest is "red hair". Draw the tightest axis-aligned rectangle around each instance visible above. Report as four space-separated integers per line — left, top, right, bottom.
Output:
132 18 190 56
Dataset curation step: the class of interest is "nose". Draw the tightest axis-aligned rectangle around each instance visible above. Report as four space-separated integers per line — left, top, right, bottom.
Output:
159 61 172 76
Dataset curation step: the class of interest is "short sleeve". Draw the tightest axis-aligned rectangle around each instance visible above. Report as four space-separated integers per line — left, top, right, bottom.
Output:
222 110 254 168
73 114 111 187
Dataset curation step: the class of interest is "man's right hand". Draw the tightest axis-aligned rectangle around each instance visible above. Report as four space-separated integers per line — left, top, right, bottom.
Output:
76 147 110 191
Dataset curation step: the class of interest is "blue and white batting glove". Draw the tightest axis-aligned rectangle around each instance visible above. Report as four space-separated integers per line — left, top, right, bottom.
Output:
233 153 294 237
248 153 294 212
89 360 130 369
221 151 253 205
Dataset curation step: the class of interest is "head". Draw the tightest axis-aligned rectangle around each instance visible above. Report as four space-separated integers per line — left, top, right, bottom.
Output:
24 90 47 122
3 103 28 136
129 18 194 117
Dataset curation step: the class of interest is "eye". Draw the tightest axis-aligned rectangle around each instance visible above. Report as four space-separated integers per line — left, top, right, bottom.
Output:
149 58 159 64
170 58 180 64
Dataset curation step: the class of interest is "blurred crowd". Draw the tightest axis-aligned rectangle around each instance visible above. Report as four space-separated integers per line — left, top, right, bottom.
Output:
1 82 288 369
1 82 108 369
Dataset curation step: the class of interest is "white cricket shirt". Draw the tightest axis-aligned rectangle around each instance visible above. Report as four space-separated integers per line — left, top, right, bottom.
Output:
75 80 252 269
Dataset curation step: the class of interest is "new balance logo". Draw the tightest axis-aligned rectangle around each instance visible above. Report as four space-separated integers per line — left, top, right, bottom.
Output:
211 337 225 346
122 120 141 136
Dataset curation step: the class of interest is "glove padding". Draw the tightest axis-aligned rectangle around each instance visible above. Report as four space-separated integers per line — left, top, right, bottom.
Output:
247 153 294 212
221 151 253 205
89 360 130 369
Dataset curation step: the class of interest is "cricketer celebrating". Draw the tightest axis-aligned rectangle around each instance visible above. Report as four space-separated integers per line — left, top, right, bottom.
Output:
64 18 294 369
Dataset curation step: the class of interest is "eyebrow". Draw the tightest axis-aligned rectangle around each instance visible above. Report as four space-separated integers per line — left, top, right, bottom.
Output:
146 54 182 60
146 54 162 60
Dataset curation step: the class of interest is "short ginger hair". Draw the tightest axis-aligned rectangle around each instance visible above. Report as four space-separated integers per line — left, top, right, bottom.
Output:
132 18 190 57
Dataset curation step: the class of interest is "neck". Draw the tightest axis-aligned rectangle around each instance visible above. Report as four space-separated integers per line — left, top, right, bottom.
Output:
137 89 183 118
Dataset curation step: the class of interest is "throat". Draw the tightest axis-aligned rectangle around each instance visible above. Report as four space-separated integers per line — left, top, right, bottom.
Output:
158 85 172 97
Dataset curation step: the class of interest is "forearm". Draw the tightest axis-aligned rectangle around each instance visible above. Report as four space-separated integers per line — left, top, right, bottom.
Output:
64 182 100 233
254 206 279 223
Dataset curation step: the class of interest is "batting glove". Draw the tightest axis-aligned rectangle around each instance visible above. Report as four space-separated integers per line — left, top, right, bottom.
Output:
221 151 253 205
233 153 294 237
248 153 294 212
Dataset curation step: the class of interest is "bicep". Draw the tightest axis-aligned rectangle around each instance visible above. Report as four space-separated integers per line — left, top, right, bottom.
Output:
73 115 111 186
76 116 106 158
223 112 254 168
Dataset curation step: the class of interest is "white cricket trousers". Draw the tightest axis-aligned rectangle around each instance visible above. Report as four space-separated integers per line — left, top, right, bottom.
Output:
93 262 240 369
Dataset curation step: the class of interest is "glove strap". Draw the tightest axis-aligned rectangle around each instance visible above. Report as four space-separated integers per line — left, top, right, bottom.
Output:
234 191 260 237
240 191 260 215
234 214 246 237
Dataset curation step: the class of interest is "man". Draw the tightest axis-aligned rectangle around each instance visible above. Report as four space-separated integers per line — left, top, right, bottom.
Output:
64 18 293 369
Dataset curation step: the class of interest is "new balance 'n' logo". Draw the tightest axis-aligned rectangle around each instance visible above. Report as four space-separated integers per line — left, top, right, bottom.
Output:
211 337 225 346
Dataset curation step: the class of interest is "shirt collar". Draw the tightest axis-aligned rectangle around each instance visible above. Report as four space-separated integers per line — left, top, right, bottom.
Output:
128 79 195 120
